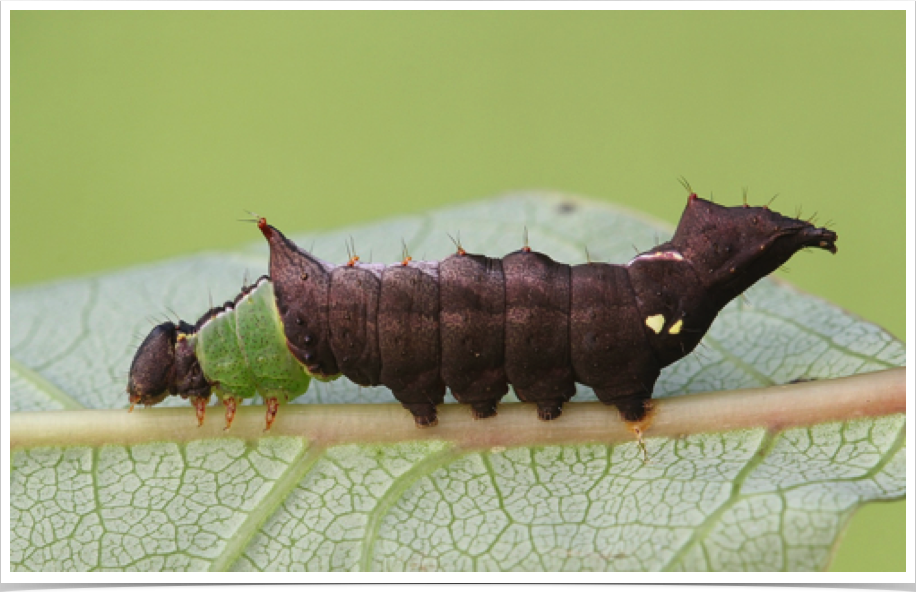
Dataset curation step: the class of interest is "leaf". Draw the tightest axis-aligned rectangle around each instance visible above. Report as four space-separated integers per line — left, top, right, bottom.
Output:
9 193 905 572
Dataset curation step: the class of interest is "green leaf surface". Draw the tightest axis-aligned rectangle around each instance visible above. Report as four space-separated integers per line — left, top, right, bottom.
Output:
9 194 906 572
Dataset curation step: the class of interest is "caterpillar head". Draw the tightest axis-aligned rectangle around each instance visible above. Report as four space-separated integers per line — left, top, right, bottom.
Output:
128 321 178 409
127 320 206 409
671 194 838 305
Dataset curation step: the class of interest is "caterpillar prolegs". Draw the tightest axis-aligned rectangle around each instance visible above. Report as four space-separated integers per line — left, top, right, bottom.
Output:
127 192 838 431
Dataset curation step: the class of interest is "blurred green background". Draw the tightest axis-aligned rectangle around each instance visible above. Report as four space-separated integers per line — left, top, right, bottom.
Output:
11 11 905 571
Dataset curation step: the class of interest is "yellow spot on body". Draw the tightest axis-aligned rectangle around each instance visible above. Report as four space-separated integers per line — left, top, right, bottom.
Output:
669 319 683 335
645 314 665 334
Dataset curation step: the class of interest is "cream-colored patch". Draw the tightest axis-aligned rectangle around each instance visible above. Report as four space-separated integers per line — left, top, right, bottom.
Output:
626 249 685 266
645 314 665 334
669 319 683 335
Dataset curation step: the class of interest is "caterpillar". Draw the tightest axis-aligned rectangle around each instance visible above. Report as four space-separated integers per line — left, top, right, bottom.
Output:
127 191 838 431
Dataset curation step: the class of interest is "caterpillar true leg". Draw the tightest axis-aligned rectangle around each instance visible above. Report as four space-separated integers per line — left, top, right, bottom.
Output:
191 395 209 427
265 397 279 431
222 396 239 430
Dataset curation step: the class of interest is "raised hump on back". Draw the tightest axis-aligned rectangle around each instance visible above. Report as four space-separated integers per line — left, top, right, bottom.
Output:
261 223 339 377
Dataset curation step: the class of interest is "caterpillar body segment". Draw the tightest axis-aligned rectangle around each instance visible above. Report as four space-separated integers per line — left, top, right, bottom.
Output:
229 279 312 402
128 193 838 430
327 264 382 387
501 249 576 421
376 261 446 426
261 222 339 379
568 263 658 422
438 253 508 419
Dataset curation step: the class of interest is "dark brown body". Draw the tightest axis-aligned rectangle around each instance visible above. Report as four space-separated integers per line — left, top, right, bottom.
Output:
261 194 838 426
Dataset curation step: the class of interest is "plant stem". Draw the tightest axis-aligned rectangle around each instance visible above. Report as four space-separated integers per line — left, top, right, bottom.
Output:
10 367 905 450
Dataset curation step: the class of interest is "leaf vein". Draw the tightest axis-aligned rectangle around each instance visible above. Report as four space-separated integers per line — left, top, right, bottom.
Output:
11 358 85 410
660 430 773 571
359 445 461 572
209 439 320 572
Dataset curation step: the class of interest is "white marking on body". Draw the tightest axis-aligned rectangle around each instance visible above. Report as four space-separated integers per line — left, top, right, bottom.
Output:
626 250 685 266
645 314 665 334
669 319 683 334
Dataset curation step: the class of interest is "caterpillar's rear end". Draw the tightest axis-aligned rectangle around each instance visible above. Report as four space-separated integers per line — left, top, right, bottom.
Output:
128 191 838 431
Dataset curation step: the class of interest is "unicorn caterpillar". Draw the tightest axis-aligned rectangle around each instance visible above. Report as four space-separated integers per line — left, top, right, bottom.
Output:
127 192 837 430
